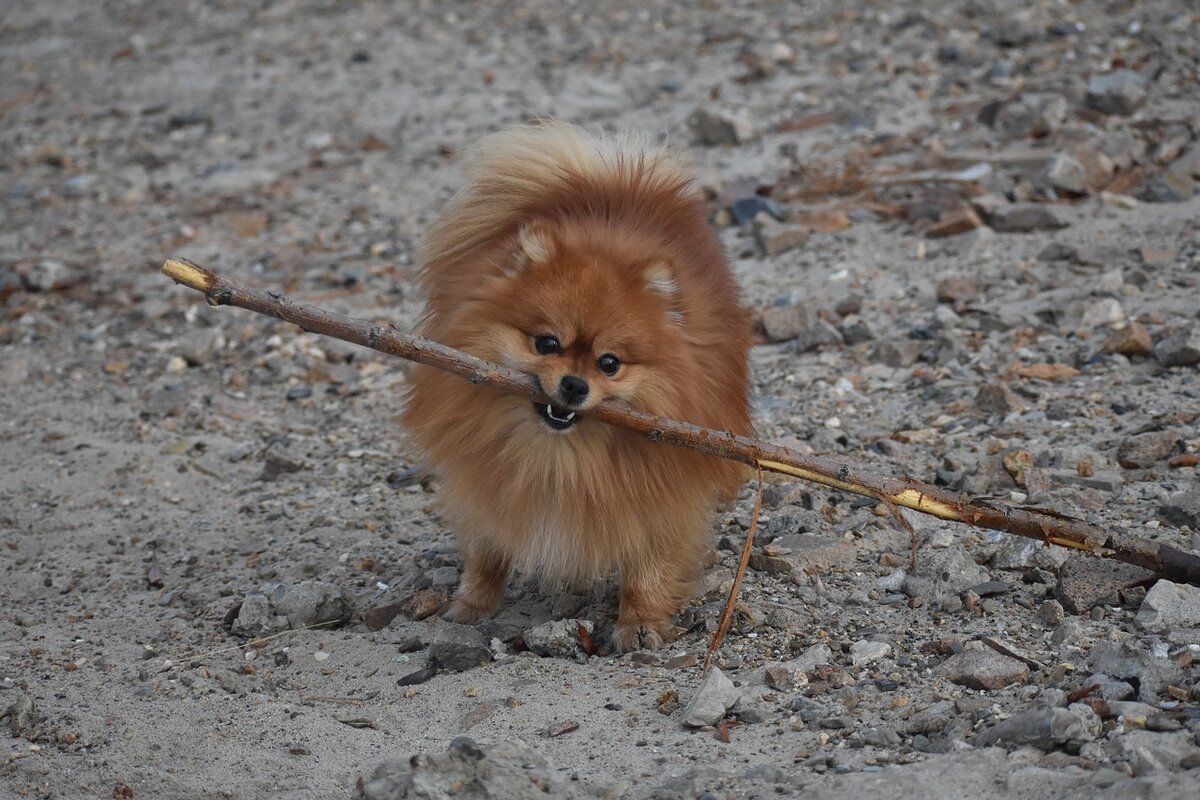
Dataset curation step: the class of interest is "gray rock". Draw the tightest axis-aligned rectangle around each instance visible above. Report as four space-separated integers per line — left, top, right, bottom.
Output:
1084 673 1136 700
1055 555 1154 614
1171 146 1200 181
1160 486 1200 528
902 700 957 735
203 166 278 195
1038 599 1066 626
790 696 832 724
555 74 635 118
258 443 306 481
681 666 738 727
1136 580 1200 633
837 315 876 344
21 259 76 291
1046 153 1088 195
62 173 98 196
730 196 784 225
1081 297 1126 331
755 216 808 257
357 735 576 799
2 693 38 736
1104 699 1166 725
1039 242 1079 262
763 665 798 690
903 546 988 600
1139 171 1195 203
1047 468 1124 492
875 569 906 592
1118 730 1200 775
1066 701 1103 742
689 107 754 146
791 319 844 353
971 707 1085 749
1045 444 1114 474
0 268 22 300
993 94 1068 139
850 640 891 667
227 441 257 462
936 647 1029 690
991 537 1040 570
753 533 856 574
760 302 816 343
1085 70 1150 115
231 593 289 637
1087 641 1184 702
953 225 997 259
986 203 1068 233
976 383 1022 415
790 643 834 673
870 340 925 368
1118 430 1182 468
1052 618 1085 646
430 622 489 671
862 727 902 748
523 619 592 659
730 694 771 724
179 327 225 366
1154 326 1200 367
427 566 460 587
233 581 353 637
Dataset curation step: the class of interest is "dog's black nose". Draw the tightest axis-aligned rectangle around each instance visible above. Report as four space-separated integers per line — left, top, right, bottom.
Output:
559 375 589 406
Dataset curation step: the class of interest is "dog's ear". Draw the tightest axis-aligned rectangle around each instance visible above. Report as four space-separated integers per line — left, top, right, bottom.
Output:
644 260 684 325
506 221 555 274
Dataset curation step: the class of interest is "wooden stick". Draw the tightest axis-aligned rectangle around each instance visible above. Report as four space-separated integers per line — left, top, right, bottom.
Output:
704 463 763 672
162 258 1200 587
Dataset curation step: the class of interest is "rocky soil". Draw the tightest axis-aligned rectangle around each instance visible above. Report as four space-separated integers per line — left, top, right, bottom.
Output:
2 1 1199 798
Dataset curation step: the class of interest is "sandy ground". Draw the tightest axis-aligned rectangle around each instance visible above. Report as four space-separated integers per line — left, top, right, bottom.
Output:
2 1 1199 798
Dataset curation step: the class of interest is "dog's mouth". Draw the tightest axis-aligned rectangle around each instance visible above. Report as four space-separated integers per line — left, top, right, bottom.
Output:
534 402 578 431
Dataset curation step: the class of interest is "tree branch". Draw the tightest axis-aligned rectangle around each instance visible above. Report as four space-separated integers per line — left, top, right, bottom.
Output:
162 257 1200 587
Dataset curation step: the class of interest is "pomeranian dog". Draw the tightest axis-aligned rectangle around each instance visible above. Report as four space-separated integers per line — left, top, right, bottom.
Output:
402 120 753 651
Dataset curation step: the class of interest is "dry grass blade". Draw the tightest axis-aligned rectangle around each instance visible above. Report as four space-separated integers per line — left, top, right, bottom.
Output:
704 463 764 673
181 617 350 661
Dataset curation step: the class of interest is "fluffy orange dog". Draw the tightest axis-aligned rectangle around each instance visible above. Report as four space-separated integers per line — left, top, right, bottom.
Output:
403 121 753 651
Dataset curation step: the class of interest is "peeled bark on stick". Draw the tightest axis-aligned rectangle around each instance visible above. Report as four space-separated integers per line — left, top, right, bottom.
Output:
161 257 1200 588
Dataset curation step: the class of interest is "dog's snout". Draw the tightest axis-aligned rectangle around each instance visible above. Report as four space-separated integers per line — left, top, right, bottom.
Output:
558 375 589 406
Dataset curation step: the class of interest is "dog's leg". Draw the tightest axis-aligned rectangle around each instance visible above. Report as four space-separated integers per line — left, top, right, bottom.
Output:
613 559 682 652
446 542 511 623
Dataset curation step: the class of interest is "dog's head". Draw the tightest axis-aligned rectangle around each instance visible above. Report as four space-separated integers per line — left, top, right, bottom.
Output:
462 219 690 433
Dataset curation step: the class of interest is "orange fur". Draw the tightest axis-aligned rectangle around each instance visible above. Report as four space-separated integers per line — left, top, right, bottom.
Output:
402 120 753 651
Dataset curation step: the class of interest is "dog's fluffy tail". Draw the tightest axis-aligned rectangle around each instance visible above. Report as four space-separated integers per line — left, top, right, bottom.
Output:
420 120 693 283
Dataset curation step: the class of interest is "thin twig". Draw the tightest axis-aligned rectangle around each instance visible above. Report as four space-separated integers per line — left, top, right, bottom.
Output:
704 463 764 673
181 617 350 662
160 258 1200 588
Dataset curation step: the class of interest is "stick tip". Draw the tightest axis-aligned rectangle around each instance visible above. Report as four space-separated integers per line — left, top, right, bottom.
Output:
162 257 218 292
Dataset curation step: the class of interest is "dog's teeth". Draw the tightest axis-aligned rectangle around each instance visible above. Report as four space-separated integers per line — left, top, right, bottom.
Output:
565 412 575 420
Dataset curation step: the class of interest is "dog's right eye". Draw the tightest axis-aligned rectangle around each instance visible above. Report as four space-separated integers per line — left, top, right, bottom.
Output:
534 335 561 355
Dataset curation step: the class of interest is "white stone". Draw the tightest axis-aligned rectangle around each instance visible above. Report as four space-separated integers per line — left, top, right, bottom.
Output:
1136 580 1200 633
850 640 892 667
681 667 739 727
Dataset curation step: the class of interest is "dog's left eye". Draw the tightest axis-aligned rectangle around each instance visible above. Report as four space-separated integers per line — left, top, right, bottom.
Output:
535 335 561 355
597 354 620 376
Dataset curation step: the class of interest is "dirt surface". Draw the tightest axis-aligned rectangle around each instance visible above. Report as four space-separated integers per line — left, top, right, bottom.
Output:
2 1 1200 798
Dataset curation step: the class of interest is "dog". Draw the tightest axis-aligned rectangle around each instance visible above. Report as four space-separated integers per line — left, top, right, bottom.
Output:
402 120 753 651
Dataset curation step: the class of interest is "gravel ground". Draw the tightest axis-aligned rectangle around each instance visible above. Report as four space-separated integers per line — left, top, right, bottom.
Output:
2 1 1199 798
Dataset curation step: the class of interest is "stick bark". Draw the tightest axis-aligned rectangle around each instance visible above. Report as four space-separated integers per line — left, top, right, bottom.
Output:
162 257 1200 588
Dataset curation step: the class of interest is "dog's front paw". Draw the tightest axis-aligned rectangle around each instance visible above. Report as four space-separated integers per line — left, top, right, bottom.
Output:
443 596 494 624
613 621 665 653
